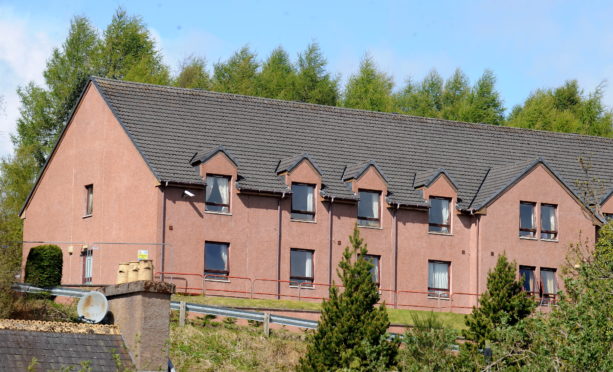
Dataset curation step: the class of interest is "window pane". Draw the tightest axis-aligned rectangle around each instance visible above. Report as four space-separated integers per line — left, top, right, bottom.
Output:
358 191 380 219
541 269 557 294
364 255 379 284
205 176 229 212
85 185 93 215
205 242 229 273
520 202 535 237
541 204 557 239
290 249 313 279
519 267 535 292
429 198 450 233
291 184 315 220
428 261 449 291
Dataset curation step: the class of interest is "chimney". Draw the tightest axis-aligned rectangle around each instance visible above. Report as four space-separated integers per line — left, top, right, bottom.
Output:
99 281 175 371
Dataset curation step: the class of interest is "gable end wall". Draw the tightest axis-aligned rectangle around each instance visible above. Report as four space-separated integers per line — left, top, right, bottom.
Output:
22 84 161 284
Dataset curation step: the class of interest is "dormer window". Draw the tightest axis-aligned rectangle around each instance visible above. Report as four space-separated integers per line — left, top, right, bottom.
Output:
205 175 230 213
357 190 381 227
291 183 315 221
429 197 451 233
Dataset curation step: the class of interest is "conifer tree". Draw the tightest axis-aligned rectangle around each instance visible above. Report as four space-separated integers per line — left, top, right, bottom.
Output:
343 54 394 112
294 43 339 105
257 47 296 100
174 56 211 89
298 226 398 371
45 16 99 129
440 68 470 121
507 80 613 137
464 69 505 125
95 8 170 84
464 254 535 346
212 46 259 95
394 69 444 117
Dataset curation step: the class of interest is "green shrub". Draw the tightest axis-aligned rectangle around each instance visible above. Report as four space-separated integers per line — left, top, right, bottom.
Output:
298 226 399 371
24 245 63 288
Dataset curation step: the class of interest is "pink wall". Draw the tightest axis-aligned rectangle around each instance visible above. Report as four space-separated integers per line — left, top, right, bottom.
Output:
478 165 596 295
22 84 161 285
22 88 600 314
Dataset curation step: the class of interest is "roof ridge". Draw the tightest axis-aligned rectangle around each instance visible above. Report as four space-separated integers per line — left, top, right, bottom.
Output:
91 77 613 144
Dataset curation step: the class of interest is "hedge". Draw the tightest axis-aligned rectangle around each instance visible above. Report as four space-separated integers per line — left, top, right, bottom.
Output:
24 245 63 288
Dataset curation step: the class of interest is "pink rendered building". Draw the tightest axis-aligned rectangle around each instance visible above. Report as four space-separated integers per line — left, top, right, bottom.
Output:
20 78 613 312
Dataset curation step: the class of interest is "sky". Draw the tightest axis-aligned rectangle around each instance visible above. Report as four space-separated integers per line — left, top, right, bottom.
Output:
2 0 613 157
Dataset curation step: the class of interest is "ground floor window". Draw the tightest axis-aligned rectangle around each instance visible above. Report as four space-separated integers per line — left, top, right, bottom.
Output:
290 249 314 287
204 242 229 280
540 268 557 305
363 254 380 287
428 260 450 298
82 248 93 284
519 266 537 296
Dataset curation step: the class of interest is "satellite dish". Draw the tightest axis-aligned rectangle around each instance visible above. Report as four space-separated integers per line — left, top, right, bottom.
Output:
77 291 108 323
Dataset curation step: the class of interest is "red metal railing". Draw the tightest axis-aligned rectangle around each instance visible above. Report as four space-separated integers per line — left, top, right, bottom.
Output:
155 271 488 312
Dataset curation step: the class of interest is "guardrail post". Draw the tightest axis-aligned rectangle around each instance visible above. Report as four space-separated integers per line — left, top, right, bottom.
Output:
263 312 271 337
179 301 186 326
202 274 207 296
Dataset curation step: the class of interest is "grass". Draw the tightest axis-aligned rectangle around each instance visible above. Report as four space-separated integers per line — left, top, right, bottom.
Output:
172 294 467 330
169 314 306 372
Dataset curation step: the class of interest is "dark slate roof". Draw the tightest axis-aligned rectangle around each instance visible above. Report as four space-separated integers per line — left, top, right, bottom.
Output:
276 153 323 175
0 329 133 371
191 145 239 167
91 77 613 213
468 158 541 210
342 160 389 183
414 168 458 190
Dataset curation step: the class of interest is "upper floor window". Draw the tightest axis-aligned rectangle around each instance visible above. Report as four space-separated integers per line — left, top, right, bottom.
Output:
519 266 536 296
540 268 557 304
357 190 381 227
85 184 94 216
428 260 450 298
204 242 229 279
205 175 230 213
290 249 314 287
519 202 536 238
540 204 558 240
363 254 380 286
291 183 315 221
429 197 451 234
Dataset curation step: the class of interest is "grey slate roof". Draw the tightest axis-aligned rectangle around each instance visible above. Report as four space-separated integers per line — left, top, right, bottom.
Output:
191 145 239 167
277 153 323 175
342 160 389 183
414 168 458 190
0 329 133 371
91 77 613 214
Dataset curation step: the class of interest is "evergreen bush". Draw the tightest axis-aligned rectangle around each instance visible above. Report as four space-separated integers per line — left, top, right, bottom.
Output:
24 245 63 288
298 226 399 371
463 254 535 346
